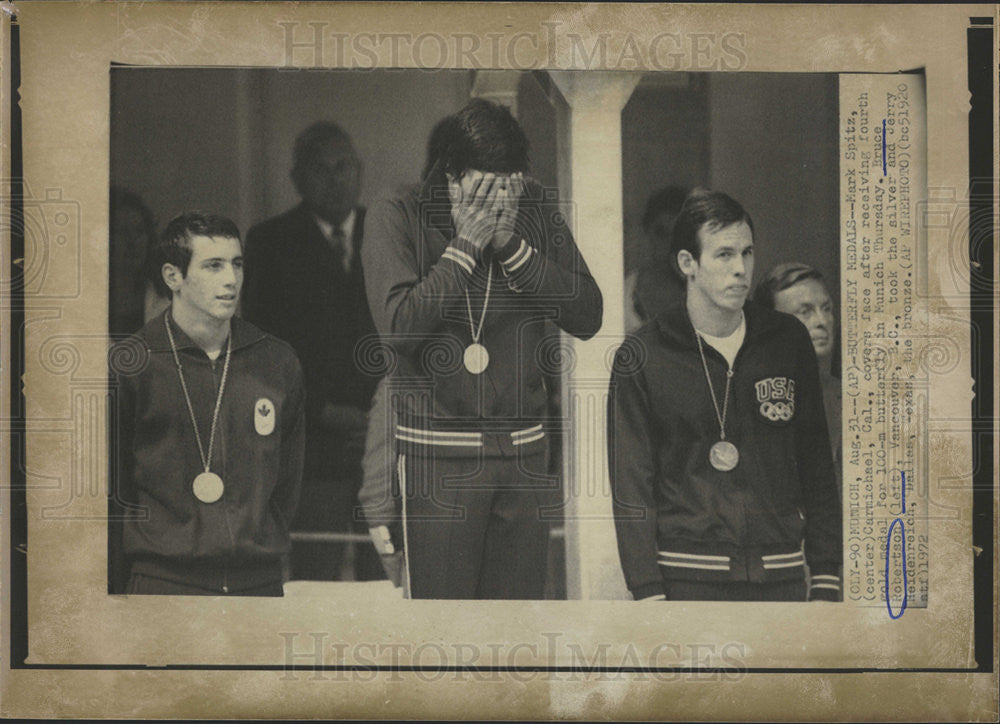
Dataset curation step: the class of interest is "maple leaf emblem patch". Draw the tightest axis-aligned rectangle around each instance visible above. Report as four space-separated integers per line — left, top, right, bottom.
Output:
254 398 276 436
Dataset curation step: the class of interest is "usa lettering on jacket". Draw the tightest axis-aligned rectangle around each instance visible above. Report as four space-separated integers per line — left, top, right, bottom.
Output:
755 376 796 422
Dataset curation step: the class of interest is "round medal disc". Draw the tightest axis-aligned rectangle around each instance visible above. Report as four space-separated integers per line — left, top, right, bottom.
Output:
709 440 739 472
464 343 489 374
193 471 224 503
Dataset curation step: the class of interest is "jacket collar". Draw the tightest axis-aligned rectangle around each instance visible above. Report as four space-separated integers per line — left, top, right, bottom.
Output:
654 298 784 350
141 308 267 354
296 202 365 241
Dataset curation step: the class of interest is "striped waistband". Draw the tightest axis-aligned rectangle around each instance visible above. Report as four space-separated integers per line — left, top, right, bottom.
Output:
657 549 807 572
760 550 806 570
395 423 545 448
657 551 732 571
808 574 841 592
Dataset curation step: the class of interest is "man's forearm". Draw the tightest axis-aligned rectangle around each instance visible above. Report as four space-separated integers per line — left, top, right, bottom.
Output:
383 237 480 339
492 236 603 340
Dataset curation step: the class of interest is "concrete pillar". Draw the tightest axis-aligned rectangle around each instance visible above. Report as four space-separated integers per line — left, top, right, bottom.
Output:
547 71 642 600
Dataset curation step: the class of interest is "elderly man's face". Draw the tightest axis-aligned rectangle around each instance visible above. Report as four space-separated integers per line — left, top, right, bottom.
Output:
773 278 836 358
294 138 361 225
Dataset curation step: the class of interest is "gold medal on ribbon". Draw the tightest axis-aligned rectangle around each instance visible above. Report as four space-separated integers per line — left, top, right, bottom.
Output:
709 440 740 472
463 265 493 375
463 343 490 374
164 313 232 504
695 331 740 473
192 471 225 503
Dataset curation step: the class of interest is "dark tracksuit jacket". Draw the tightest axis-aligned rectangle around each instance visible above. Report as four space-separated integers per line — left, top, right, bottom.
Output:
362 177 603 450
361 176 603 596
108 312 306 594
608 301 842 601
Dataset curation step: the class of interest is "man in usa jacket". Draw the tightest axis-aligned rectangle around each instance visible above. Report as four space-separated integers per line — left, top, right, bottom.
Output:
608 189 841 602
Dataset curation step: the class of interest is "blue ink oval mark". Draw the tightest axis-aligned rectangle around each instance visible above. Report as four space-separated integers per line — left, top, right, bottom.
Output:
884 518 908 618
884 471 908 618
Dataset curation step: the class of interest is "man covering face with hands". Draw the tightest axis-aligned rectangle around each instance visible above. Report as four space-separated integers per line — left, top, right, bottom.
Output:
362 99 602 599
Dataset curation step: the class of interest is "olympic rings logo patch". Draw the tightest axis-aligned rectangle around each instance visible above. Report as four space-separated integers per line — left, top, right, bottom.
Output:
759 400 794 421
755 376 796 424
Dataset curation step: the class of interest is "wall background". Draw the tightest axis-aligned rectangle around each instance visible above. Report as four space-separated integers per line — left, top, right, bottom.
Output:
620 71 840 308
112 68 838 305
707 72 841 306
111 68 473 236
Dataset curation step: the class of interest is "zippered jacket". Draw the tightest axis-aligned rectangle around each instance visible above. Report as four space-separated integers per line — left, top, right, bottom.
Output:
108 312 306 593
362 178 603 459
608 301 841 601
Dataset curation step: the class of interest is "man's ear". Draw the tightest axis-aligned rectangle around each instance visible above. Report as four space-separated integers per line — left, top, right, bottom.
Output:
677 249 697 278
161 263 183 294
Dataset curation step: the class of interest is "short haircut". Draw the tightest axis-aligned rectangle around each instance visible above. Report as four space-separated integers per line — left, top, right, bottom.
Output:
422 115 460 181
433 98 530 178
293 121 357 171
670 188 754 277
755 262 827 310
154 212 241 296
641 185 688 234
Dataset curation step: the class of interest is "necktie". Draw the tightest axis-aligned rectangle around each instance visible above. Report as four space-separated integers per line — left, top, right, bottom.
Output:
328 229 349 273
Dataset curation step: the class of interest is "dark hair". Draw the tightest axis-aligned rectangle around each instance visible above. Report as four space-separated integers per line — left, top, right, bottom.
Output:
431 98 530 179
293 121 357 171
754 262 826 310
111 186 157 243
670 188 754 277
110 186 158 283
422 115 460 181
154 212 241 296
642 185 688 234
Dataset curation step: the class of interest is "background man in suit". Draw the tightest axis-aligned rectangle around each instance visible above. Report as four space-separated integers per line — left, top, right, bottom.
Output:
242 121 382 581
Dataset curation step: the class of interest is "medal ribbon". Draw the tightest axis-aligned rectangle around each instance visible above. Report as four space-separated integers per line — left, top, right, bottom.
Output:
464 263 493 345
695 332 733 442
164 312 232 475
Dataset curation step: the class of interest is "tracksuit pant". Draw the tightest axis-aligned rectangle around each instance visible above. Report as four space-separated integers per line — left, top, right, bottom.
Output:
399 448 552 600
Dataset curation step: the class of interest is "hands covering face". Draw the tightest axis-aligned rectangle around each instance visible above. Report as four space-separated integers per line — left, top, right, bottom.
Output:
449 170 526 252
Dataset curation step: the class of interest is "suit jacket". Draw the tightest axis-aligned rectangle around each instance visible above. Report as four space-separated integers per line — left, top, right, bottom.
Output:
242 203 378 478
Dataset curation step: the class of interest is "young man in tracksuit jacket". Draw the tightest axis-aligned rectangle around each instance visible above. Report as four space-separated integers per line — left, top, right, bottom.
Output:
108 212 306 596
362 100 603 599
608 189 841 602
